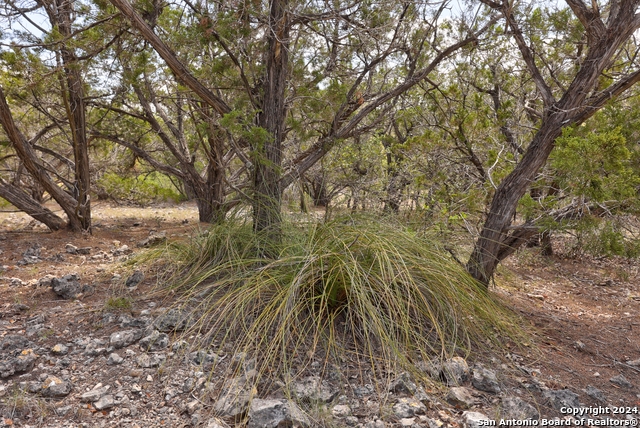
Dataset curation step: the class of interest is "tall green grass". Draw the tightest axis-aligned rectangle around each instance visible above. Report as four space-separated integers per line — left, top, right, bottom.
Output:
153 214 524 384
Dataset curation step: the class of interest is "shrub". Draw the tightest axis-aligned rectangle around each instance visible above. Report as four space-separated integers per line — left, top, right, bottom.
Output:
151 215 525 385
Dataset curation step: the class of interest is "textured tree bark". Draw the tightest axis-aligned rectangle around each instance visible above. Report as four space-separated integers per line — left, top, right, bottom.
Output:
468 0 640 285
56 0 92 232
253 0 289 246
0 178 67 230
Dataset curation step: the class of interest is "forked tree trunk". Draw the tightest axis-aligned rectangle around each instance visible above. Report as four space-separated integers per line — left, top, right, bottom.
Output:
468 0 640 286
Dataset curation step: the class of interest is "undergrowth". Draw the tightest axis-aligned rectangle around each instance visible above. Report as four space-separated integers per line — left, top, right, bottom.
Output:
146 214 526 387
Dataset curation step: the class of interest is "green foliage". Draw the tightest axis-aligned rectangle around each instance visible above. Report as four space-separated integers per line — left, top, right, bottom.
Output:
105 296 133 311
575 217 640 258
552 127 639 202
152 215 525 385
96 172 183 205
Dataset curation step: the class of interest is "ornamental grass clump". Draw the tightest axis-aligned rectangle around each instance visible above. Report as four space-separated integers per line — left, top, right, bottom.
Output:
155 215 523 383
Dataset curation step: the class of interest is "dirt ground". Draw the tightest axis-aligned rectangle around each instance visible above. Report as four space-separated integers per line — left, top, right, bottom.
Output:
1 202 640 426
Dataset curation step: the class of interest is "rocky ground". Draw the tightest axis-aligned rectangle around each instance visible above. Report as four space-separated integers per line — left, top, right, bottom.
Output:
1 203 640 428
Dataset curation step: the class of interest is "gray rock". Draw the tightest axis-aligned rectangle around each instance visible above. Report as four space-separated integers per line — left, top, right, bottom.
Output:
393 397 427 418
463 411 491 428
213 373 257 418
40 376 72 397
345 416 359 426
332 404 352 418
51 343 68 355
65 244 78 254
51 274 82 299
400 418 416 427
107 353 124 365
154 308 189 332
543 389 580 411
126 270 144 288
77 247 91 255
8 277 25 286
119 314 149 328
112 245 132 256
390 372 418 395
442 357 470 385
205 417 231 428
136 353 166 368
585 385 606 403
501 397 540 420
445 386 475 409
55 405 73 416
247 399 310 428
472 367 500 394
37 275 55 287
293 376 338 403
184 400 202 415
354 383 375 397
1 335 33 352
81 385 110 402
94 394 115 410
137 231 167 247
83 340 107 356
0 343 37 378
139 330 169 351
189 350 219 368
110 329 144 349
364 420 387 428
610 374 633 389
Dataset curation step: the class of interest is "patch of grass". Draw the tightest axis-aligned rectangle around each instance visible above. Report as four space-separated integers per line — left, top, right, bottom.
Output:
154 214 526 386
2 386 50 425
38 329 55 340
104 296 132 311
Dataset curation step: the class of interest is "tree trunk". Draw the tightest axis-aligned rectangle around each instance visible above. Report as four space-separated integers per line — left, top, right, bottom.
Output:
253 0 289 246
467 0 640 285
0 178 67 230
0 86 82 230
56 0 91 232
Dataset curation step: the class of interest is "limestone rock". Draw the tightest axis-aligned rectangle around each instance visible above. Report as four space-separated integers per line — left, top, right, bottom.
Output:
501 397 539 420
213 373 257 418
445 386 475 409
472 367 500 394
94 394 115 410
41 376 72 397
332 404 352 418
110 329 144 349
51 274 82 300
125 270 144 288
107 353 124 365
139 330 169 352
154 308 189 332
463 411 491 428
393 397 428 418
80 385 110 402
610 374 633 389
585 385 606 403
247 399 310 428
444 357 470 385
293 376 338 403
543 389 580 411
390 372 418 395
